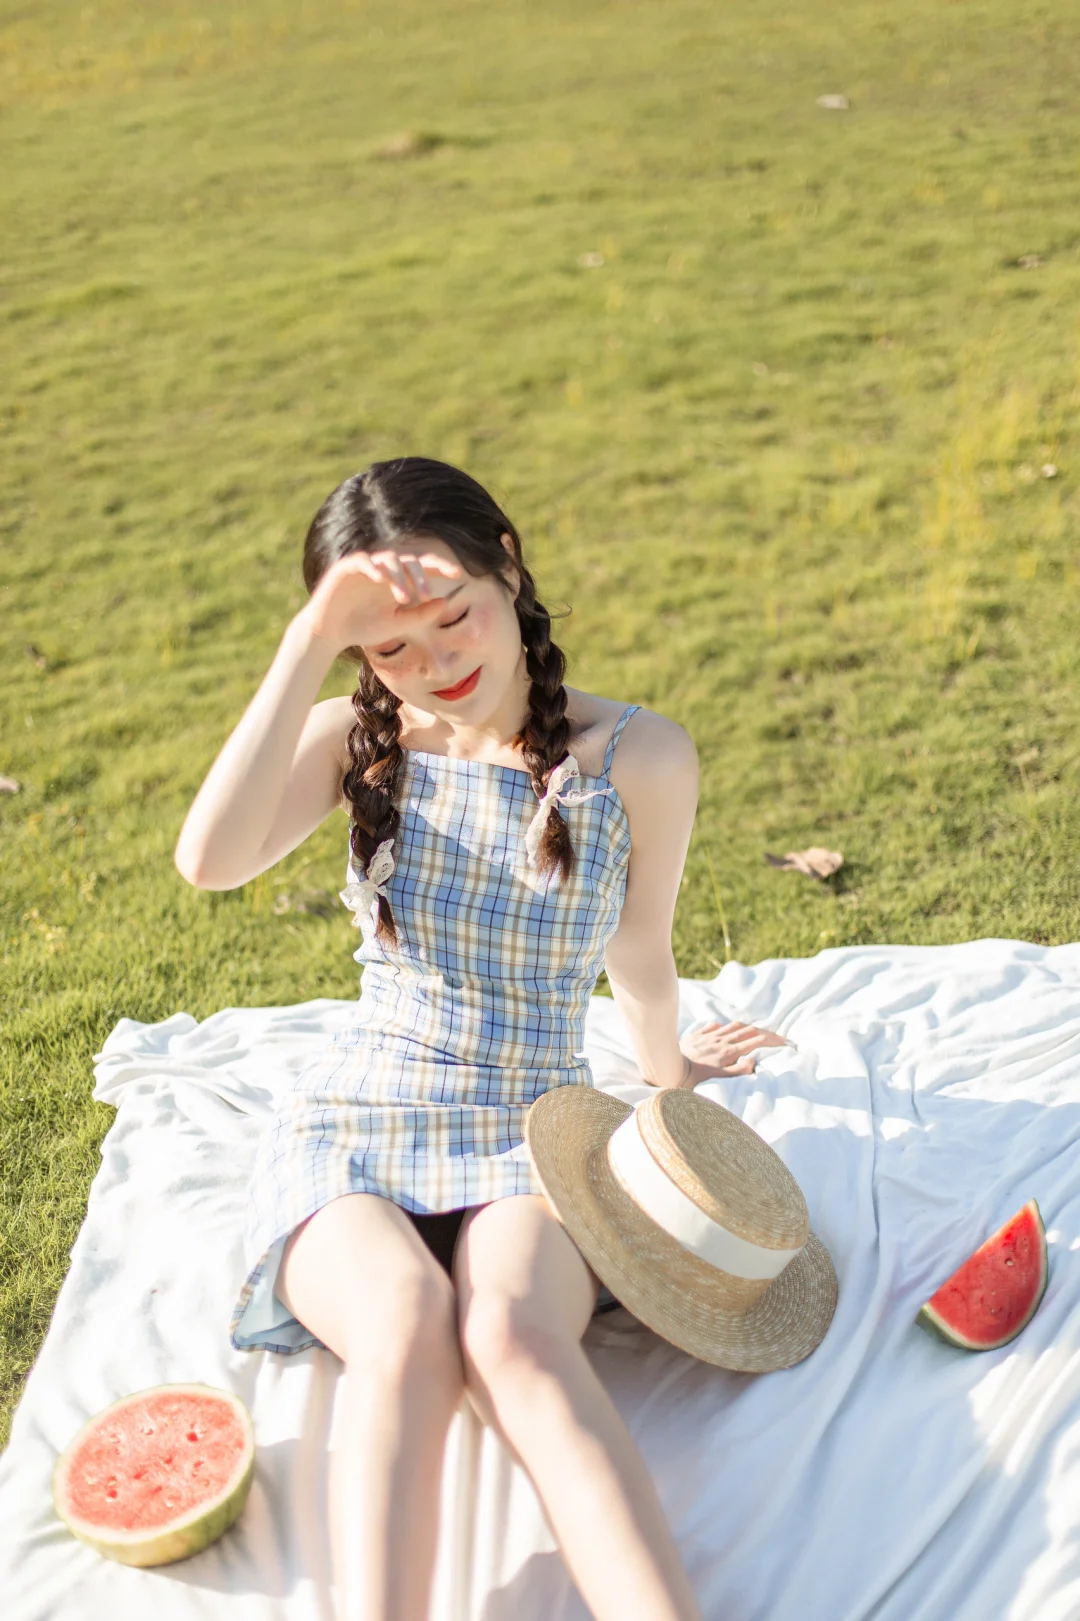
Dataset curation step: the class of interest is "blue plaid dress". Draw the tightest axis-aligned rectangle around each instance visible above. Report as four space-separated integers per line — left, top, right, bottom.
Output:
230 704 640 1353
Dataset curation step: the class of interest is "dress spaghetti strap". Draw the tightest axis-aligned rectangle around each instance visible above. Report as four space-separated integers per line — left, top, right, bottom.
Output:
602 704 641 777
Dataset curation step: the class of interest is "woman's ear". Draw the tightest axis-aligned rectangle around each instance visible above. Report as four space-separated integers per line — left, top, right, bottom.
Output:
499 532 521 596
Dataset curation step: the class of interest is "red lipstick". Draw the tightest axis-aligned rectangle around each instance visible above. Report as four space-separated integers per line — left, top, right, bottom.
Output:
432 666 482 701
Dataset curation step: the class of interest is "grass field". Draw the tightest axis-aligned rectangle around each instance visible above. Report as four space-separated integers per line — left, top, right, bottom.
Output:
3 0 1080 1446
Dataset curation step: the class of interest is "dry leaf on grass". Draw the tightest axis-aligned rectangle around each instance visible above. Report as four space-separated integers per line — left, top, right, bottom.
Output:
0 776 21 794
764 847 844 880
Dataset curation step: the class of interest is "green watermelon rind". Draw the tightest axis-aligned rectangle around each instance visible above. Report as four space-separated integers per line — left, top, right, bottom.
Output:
52 1383 255 1568
916 1199 1048 1352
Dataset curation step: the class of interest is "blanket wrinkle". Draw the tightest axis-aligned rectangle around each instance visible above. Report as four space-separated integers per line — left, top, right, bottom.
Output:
4 940 1080 1619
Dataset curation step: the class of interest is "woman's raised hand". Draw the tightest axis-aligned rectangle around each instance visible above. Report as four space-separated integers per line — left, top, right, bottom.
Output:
301 549 464 655
677 1019 789 1086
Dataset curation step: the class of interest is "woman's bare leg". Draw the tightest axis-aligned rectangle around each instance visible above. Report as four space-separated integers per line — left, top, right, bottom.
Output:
277 1194 463 1621
455 1195 702 1621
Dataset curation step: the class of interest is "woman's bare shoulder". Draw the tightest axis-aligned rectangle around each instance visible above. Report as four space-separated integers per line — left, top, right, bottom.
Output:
565 689 696 780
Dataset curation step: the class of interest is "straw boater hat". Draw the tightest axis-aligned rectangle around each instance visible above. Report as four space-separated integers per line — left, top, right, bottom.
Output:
525 1086 837 1373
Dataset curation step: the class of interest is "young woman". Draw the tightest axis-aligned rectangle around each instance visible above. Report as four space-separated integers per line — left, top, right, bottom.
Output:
175 457 783 1621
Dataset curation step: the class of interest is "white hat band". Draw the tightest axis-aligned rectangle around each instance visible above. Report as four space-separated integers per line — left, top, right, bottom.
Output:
606 1107 805 1281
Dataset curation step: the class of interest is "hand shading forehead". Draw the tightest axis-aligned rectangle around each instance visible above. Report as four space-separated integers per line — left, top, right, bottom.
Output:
368 581 472 656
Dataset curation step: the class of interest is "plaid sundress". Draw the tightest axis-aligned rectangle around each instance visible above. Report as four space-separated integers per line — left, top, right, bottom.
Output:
230 704 641 1354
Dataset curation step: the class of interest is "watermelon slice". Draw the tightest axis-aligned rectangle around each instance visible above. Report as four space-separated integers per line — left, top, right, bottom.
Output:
918 1199 1048 1351
52 1384 255 1567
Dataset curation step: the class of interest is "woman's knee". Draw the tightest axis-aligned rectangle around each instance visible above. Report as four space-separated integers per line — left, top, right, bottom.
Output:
460 1290 576 1400
278 1201 461 1383
342 1265 461 1386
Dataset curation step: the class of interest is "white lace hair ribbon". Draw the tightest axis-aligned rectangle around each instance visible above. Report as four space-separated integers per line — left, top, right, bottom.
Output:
524 755 613 868
339 838 396 937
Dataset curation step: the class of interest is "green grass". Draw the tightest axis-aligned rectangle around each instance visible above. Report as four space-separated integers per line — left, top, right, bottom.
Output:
3 0 1080 1447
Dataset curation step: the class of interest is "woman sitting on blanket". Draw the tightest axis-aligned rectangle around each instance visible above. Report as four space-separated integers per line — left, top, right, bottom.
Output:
176 456 783 1621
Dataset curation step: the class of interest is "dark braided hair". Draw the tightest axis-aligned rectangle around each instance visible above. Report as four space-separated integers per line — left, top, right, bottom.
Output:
302 457 576 943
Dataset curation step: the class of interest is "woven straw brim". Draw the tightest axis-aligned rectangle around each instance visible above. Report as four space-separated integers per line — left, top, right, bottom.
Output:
526 1088 838 1373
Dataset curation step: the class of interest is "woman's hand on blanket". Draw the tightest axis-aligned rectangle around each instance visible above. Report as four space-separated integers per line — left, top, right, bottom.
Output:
677 1020 789 1084
302 548 464 654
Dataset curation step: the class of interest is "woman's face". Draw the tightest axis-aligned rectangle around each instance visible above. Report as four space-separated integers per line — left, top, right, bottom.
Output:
360 533 525 728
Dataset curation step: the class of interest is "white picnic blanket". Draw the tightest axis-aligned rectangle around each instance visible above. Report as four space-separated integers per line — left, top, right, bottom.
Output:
3 939 1080 1621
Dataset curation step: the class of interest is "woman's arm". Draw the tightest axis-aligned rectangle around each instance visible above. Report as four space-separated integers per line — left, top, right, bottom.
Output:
603 711 784 1087
174 617 347 889
602 711 698 1088
174 547 464 890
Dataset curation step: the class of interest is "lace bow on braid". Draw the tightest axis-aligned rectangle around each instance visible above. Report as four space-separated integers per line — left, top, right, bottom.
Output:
339 838 396 937
524 756 612 869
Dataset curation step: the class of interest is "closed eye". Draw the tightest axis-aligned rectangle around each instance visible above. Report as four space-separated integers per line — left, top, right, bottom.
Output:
374 607 468 660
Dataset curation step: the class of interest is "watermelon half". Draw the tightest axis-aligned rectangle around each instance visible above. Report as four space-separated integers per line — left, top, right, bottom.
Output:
917 1199 1048 1351
52 1384 255 1567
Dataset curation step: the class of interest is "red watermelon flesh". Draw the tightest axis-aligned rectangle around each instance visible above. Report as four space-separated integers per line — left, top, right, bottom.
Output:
918 1199 1048 1351
53 1384 255 1567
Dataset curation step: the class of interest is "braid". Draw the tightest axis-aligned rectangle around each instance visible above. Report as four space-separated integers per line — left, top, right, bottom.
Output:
513 567 575 881
341 664 405 943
